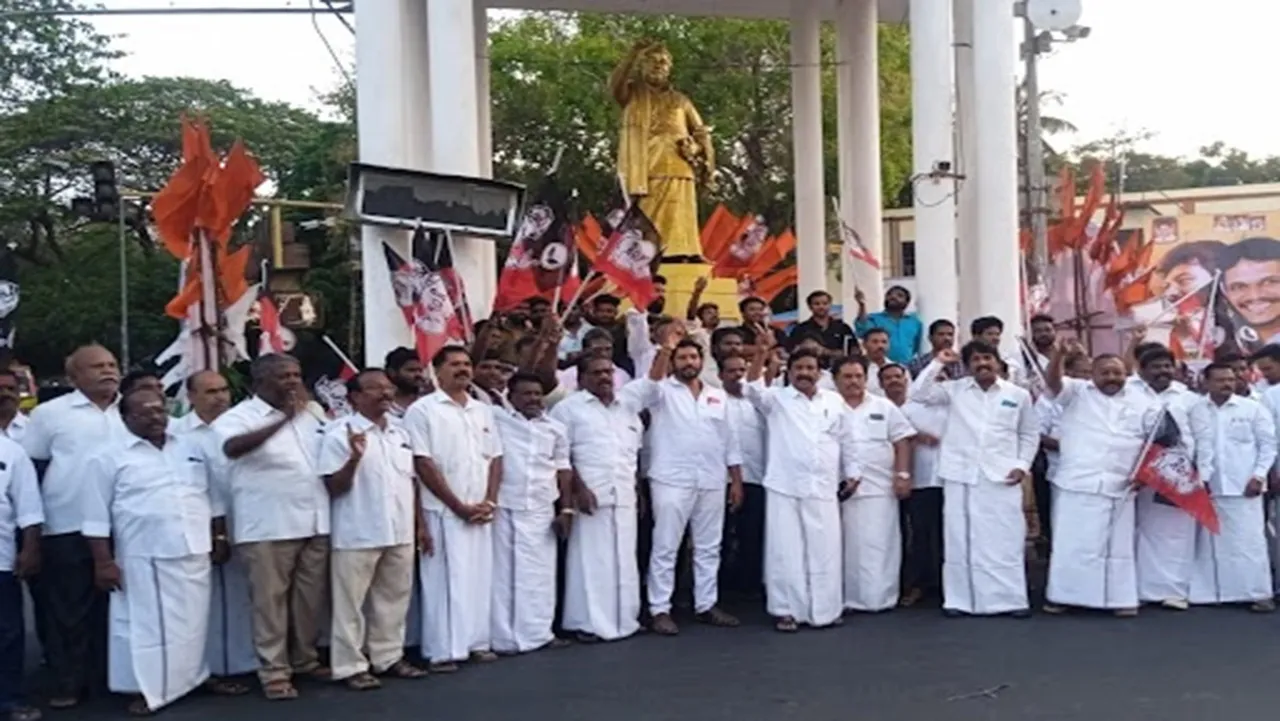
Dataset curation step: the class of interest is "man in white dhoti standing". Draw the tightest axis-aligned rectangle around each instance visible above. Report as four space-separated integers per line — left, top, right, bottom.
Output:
0 427 42 721
489 372 574 654
170 371 252 696
319 370 429 689
1188 362 1277 611
216 355 330 700
548 353 646 642
744 338 857 632
1042 343 1157 617
834 358 915 612
83 389 223 715
1129 346 1199 610
404 347 503 671
636 332 745 636
910 341 1039 618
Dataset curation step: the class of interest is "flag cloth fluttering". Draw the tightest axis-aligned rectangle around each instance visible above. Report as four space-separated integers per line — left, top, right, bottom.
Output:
494 176 580 310
1131 407 1220 533
591 204 663 309
383 226 470 363
307 335 360 418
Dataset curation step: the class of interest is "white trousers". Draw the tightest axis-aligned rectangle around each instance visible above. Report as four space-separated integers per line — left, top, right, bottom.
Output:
1046 488 1137 609
204 553 257 676
330 544 415 679
563 505 640 641
491 506 558 654
1190 496 1272 604
647 482 726 616
109 554 211 711
942 481 1028 615
419 511 493 663
840 494 901 612
1136 486 1197 603
764 490 842 627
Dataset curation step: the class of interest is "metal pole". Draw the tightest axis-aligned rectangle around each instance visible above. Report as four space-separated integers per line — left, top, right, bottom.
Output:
118 197 130 368
1023 18 1049 286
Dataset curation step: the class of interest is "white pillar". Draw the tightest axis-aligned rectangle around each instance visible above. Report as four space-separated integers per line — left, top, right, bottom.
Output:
953 0 981 337
426 0 494 322
972 0 1022 351
836 0 884 320
908 0 958 330
355 0 429 366
790 0 826 316
472 3 498 311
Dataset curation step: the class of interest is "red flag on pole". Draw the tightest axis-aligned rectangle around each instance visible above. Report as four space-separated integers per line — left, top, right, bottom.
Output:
494 176 579 310
593 205 663 309
383 227 469 363
1131 407 1220 533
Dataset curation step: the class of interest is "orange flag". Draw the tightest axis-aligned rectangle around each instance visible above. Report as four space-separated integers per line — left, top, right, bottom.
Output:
742 229 796 279
152 118 216 259
700 204 739 263
198 140 265 243
752 266 798 303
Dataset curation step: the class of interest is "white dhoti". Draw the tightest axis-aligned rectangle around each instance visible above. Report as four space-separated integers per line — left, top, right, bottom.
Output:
764 490 842 627
647 483 726 616
204 554 257 676
562 505 640 641
942 481 1028 615
1190 496 1273 604
1046 488 1137 609
419 511 493 663
109 554 212 711
840 494 901 612
491 506 558 654
1136 487 1197 603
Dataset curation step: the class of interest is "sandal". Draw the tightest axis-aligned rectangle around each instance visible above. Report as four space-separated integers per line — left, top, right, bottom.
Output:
428 661 459 673
126 698 152 717
9 706 42 721
345 672 382 691
262 679 299 701
205 677 251 696
774 616 799 633
573 632 602 644
697 607 740 627
378 659 428 679
546 637 572 650
469 650 498 663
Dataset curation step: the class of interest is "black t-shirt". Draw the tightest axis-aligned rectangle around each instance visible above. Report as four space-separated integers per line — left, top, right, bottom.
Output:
790 318 857 353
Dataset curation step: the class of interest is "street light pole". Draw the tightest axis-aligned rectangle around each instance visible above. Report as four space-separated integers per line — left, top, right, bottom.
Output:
118 197 130 369
1022 16 1049 287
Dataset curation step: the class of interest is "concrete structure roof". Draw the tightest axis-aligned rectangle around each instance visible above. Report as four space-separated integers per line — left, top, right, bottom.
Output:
486 0 911 23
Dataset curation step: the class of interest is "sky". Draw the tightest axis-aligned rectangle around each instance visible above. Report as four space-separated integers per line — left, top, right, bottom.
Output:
86 0 1280 159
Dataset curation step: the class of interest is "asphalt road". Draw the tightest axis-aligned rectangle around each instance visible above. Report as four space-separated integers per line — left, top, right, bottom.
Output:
39 601 1280 721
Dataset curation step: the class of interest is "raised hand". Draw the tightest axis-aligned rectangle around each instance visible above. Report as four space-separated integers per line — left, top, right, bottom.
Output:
347 425 368 460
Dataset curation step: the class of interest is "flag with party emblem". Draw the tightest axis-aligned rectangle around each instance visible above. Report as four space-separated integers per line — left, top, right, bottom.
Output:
593 204 663 309
383 226 469 363
495 176 579 310
1132 407 1219 533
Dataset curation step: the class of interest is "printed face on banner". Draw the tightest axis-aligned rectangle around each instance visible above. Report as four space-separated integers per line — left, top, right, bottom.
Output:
0 281 19 319
392 260 430 307
313 376 351 417
729 220 768 261
1152 450 1197 495
610 228 656 276
516 204 554 246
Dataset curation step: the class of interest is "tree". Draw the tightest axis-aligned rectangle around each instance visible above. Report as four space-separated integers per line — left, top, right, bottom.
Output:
0 0 119 113
1071 131 1280 194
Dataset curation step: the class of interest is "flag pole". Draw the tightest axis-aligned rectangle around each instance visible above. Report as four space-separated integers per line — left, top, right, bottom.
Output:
321 334 360 374
558 269 599 324
442 229 476 345
548 144 566 176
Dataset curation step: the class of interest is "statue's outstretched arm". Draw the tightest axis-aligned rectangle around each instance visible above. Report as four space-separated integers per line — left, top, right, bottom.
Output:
608 44 647 107
685 100 715 174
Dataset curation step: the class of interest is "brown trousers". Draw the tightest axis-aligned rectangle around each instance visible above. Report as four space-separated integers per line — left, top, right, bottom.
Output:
238 536 330 684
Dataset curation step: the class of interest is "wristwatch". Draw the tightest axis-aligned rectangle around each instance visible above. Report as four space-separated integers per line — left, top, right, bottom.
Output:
894 471 910 480
558 507 577 517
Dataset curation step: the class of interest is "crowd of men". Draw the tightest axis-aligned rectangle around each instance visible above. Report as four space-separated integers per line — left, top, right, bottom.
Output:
3 281 1280 720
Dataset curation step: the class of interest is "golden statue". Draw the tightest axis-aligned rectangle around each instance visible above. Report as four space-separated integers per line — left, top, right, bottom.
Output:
609 40 714 259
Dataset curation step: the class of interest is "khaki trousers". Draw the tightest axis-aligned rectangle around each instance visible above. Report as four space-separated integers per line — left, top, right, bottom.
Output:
329 545 416 680
238 536 330 684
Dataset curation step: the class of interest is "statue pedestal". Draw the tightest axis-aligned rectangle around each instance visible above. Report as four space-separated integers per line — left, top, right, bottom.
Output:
659 262 741 323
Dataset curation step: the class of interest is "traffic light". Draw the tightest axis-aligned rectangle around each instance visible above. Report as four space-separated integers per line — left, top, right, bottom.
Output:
90 160 119 222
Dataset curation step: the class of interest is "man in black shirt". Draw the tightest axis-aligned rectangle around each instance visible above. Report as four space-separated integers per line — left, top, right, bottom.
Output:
736 296 770 353
790 290 857 357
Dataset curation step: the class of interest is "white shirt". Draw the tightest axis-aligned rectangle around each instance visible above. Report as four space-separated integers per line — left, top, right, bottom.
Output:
841 394 915 497
1 413 28 442
548 386 645 508
1190 395 1278 497
746 381 855 500
171 412 230 512
1034 396 1064 482
404 390 502 513
0 437 40 572
213 397 328 544
910 360 1039 485
317 414 417 550
1051 378 1161 497
901 399 947 489
1125 376 1197 457
770 370 838 392
865 360 886 397
82 431 219 559
634 377 742 490
556 365 633 394
492 408 570 511
725 392 766 484
21 390 122 535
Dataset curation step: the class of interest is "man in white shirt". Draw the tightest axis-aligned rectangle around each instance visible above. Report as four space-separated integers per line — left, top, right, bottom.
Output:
403 347 503 671
319 370 428 689
0 431 41 721
556 328 631 393
834 357 915 612
215 354 329 700
549 352 646 642
171 371 253 695
0 370 27 442
717 354 767 598
22 344 122 709
860 328 891 396
745 341 857 632
1189 363 1278 611
910 342 1039 617
1129 346 1199 610
1042 342 1158 617
895 364 948 607
635 333 745 635
490 372 574 655
83 388 224 715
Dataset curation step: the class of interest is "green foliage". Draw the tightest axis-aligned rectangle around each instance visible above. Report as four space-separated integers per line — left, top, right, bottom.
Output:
1072 133 1280 194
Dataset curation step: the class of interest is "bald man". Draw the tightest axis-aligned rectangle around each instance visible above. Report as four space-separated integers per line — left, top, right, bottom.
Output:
22 344 124 708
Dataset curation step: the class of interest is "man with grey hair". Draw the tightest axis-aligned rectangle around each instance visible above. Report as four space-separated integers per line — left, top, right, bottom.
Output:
214 354 330 700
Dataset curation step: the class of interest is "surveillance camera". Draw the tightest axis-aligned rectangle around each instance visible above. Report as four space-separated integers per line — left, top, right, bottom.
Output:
932 160 953 175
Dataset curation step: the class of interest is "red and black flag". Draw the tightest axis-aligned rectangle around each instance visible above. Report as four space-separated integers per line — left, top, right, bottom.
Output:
383 226 470 364
593 204 663 310
1132 407 1219 533
305 334 359 418
0 247 20 351
494 176 579 310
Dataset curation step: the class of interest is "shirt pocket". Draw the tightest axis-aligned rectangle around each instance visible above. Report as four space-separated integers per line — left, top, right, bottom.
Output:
1227 418 1255 444
391 444 415 476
